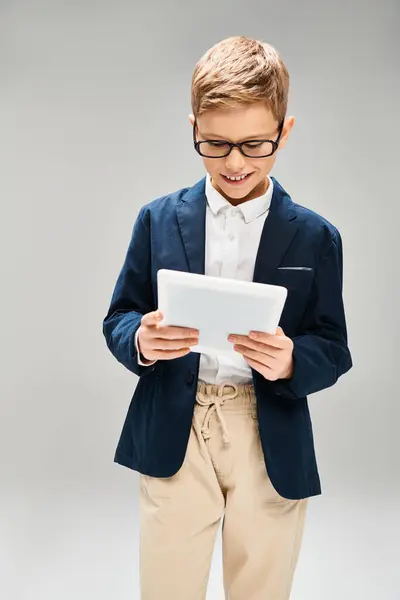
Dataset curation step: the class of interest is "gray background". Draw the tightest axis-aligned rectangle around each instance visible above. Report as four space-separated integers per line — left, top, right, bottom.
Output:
1 0 399 598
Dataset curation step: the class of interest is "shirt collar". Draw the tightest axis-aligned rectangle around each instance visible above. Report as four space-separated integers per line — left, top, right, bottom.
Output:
205 172 273 224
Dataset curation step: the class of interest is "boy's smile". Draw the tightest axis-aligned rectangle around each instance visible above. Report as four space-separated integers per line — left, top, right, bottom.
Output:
190 102 294 206
221 172 254 185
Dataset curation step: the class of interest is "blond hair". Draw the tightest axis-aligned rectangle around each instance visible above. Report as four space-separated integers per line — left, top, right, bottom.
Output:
191 36 289 124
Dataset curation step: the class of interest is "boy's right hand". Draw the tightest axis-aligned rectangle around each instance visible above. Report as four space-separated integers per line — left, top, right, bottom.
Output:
137 311 199 362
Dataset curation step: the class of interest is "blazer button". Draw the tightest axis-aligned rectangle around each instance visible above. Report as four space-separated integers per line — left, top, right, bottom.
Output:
186 370 195 385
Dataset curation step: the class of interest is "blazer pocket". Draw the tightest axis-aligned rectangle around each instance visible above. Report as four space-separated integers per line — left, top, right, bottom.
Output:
277 266 314 271
272 267 315 296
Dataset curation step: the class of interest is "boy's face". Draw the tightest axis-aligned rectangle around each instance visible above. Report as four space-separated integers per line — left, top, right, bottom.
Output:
189 102 294 205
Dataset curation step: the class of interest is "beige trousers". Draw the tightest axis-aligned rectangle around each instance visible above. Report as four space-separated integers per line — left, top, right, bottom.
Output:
139 382 308 600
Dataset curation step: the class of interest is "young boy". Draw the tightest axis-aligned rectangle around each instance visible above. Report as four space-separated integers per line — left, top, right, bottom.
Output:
103 36 353 600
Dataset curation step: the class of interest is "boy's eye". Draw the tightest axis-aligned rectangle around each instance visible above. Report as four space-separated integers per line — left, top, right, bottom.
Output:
243 142 264 148
208 141 264 148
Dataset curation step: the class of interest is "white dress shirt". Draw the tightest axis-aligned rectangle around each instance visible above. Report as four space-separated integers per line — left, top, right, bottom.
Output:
136 172 274 384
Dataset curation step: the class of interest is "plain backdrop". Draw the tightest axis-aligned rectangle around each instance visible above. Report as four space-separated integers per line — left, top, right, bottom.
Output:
1 0 399 598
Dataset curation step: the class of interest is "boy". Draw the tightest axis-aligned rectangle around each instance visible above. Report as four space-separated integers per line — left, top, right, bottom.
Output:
103 36 353 600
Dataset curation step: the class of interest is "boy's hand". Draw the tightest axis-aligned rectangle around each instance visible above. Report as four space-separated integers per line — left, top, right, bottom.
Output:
228 326 294 381
137 311 199 361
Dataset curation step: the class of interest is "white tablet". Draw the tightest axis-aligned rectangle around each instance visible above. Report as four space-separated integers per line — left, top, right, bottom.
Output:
157 269 288 355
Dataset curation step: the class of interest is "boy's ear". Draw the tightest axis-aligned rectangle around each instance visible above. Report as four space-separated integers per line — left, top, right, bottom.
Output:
189 114 195 127
282 116 295 140
278 116 295 150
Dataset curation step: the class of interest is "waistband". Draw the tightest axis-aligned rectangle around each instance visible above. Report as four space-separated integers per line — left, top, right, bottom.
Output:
196 381 256 443
197 381 255 403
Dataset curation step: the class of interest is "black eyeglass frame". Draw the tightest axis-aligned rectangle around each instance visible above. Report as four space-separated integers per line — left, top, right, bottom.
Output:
192 116 286 158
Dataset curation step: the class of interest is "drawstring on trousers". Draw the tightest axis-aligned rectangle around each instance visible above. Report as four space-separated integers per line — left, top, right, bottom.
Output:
196 383 239 444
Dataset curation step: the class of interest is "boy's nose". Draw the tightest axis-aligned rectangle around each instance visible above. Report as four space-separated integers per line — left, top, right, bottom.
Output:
224 147 246 172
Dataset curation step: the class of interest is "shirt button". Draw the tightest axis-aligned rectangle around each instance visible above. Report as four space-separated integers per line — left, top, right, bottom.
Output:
228 233 235 241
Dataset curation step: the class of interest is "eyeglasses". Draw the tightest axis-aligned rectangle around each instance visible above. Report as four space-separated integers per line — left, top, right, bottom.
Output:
193 117 285 158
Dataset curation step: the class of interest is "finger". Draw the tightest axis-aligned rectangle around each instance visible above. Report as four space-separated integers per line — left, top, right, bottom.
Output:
243 356 275 377
144 347 192 361
144 337 199 351
249 330 286 348
229 336 277 356
141 311 164 327
148 325 199 340
234 345 276 366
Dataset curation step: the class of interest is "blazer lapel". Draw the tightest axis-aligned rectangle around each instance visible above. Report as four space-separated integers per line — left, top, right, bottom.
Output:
176 177 207 275
176 175 298 281
253 177 298 283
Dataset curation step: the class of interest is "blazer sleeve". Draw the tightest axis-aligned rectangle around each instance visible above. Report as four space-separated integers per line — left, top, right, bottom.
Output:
102 207 157 377
263 228 353 399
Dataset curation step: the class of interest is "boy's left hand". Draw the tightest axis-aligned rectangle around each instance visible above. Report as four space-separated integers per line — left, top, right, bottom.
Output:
228 326 294 381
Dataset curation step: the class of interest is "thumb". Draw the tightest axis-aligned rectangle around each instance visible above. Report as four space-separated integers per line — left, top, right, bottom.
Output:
141 310 163 327
275 326 285 336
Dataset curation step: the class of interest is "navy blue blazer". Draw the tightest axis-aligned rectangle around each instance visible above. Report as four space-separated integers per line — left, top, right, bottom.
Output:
102 175 353 500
